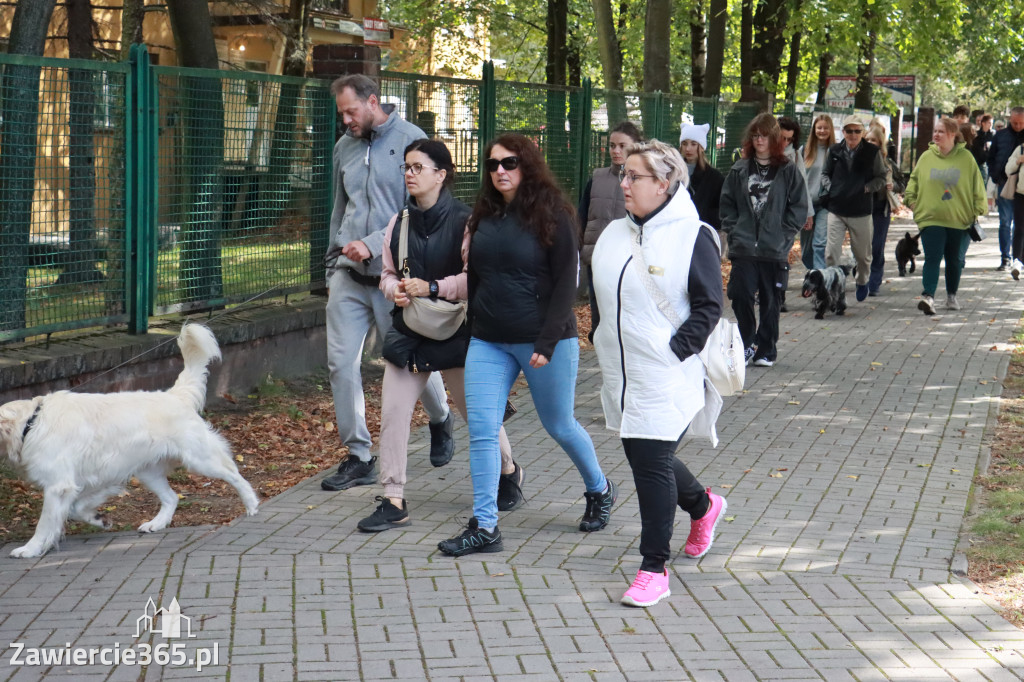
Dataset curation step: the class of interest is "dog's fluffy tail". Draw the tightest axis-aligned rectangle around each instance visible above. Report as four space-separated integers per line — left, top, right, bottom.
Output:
169 323 221 412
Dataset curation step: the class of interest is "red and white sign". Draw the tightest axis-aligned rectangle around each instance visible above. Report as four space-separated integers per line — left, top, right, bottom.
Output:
363 17 390 47
823 75 915 110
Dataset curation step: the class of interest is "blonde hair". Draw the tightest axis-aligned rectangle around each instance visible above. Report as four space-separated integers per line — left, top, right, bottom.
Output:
628 139 689 189
866 128 888 158
803 114 835 167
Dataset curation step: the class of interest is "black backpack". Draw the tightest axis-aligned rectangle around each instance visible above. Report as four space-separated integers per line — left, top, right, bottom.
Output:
888 157 907 194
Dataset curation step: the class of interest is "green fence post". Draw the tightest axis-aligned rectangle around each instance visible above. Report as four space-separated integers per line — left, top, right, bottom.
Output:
310 84 334 292
127 44 153 334
576 77 593 202
479 61 496 184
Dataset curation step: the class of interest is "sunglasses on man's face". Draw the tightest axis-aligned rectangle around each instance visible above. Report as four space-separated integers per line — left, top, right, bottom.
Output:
485 156 520 172
844 128 864 135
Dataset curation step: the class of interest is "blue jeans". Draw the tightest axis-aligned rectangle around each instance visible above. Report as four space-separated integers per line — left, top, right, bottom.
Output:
997 189 1014 260
464 337 606 529
806 208 828 270
868 203 891 293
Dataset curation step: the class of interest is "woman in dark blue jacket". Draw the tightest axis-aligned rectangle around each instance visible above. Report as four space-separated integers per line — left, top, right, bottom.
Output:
437 133 616 557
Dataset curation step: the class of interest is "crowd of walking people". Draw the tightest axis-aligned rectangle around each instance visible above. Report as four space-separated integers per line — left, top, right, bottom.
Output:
319 73 1018 609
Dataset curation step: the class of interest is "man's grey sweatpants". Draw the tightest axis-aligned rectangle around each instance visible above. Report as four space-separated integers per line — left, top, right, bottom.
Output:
326 270 448 461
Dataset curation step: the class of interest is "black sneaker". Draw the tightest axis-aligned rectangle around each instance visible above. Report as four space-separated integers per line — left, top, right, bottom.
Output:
437 517 503 556
429 412 455 467
503 399 518 422
321 456 377 491
997 258 1011 272
497 461 525 512
357 496 411 532
579 480 617 532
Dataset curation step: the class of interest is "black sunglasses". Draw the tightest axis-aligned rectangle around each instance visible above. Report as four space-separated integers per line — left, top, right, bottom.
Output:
484 156 520 172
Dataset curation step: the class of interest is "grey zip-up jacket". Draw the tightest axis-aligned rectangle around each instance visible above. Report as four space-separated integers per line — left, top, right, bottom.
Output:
326 105 425 276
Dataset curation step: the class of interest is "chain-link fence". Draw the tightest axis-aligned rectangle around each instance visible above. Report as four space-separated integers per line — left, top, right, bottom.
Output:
0 55 130 343
0 51 883 343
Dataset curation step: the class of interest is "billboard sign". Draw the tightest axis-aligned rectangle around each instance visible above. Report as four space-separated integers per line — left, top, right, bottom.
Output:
823 75 915 110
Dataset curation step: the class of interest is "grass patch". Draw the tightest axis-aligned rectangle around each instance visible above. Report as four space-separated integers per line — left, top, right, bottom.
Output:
967 323 1024 626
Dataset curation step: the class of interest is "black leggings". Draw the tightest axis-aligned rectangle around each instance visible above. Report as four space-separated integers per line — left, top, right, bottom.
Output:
622 435 710 573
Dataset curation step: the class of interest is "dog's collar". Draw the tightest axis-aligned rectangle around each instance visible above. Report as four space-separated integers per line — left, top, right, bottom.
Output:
22 402 42 441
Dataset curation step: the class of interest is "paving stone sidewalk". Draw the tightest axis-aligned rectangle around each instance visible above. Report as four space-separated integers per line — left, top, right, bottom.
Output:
4 215 1024 681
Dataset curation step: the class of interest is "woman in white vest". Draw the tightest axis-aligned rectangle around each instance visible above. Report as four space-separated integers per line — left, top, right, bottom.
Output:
579 121 644 341
592 140 728 608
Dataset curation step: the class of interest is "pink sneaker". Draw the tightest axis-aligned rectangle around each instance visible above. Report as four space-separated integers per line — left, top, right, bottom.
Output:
621 569 671 607
684 488 727 558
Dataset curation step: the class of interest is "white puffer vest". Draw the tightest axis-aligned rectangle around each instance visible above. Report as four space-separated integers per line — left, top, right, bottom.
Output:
592 189 720 443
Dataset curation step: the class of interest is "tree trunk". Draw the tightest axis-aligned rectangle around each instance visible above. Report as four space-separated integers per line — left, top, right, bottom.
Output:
643 0 671 93
704 0 727 97
745 0 790 109
167 0 225 304
591 0 626 124
546 0 568 86
259 0 312 237
815 30 834 105
739 0 753 101
785 29 802 103
59 0 103 286
854 5 876 110
690 0 707 97
0 0 57 332
118 0 144 60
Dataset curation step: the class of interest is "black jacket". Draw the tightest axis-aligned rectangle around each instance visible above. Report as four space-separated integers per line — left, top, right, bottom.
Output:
988 126 1024 186
382 190 472 373
467 207 579 359
819 141 887 217
972 129 995 168
688 163 725 230
720 158 807 262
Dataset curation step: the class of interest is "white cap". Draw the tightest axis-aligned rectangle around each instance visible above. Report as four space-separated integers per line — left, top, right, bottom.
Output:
679 123 710 150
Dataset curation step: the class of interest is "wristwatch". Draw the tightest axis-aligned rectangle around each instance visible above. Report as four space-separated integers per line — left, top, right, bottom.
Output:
428 281 439 300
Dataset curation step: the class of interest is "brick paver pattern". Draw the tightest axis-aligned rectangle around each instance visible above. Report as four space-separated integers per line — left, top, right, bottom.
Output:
3 216 1024 680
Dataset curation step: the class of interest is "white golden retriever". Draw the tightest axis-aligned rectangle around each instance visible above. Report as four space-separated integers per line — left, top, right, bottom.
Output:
0 323 258 558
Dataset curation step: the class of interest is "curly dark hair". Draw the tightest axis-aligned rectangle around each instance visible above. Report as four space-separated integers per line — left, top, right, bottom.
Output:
468 133 576 248
740 112 788 166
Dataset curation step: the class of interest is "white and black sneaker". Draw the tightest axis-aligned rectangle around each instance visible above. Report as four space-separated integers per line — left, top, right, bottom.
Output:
918 294 936 316
1013 259 1023 281
744 346 757 367
437 517 503 556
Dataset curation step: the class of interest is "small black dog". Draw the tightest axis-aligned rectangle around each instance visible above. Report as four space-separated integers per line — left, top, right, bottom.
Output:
801 265 849 319
895 231 921 276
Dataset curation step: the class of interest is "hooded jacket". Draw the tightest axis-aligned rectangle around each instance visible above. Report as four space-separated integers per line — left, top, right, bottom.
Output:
688 162 725 230
904 142 986 230
591 189 723 443
326 105 426 277
720 158 807 262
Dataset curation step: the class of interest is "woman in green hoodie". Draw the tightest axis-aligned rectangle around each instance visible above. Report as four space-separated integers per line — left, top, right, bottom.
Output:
904 117 987 315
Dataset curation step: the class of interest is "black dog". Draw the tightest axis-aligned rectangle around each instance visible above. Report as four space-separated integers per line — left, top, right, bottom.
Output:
895 231 921 276
801 266 849 319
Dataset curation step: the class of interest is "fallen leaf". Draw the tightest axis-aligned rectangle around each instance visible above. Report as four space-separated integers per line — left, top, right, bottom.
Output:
819 429 826 434
911 353 921 358
104 506 117 511
221 393 237 404
491 573 505 577
324 422 334 432
769 473 783 478
307 505 315 510
724 516 736 522
917 463 931 468
847 475 859 480
951 469 959 473
720 484 733 489
777 467 788 471
871 362 883 366
235 455 244 462
743 469 753 473
980 380 988 385
788 400 800 405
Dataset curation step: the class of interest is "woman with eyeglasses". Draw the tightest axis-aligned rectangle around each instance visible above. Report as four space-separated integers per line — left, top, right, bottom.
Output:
437 133 616 557
720 113 808 368
357 139 518 533
592 139 727 607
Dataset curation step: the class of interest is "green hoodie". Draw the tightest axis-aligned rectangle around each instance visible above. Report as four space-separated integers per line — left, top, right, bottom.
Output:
904 142 986 230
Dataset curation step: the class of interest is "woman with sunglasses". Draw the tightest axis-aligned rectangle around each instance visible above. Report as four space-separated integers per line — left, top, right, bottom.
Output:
437 133 616 556
720 113 808 369
357 139 518 533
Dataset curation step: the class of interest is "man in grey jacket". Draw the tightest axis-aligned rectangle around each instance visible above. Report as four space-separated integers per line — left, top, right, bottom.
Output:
321 74 453 492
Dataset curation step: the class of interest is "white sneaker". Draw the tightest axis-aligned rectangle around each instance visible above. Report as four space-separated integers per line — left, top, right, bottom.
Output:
918 294 936 316
753 357 774 367
945 294 960 310
1013 260 1022 281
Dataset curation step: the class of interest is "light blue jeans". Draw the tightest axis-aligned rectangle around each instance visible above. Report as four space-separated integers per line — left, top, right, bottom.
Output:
464 336 607 529
811 208 829 270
